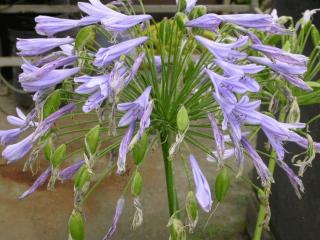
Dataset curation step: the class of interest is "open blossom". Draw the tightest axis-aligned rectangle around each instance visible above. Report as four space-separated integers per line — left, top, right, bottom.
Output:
195 35 248 61
94 37 147 67
248 56 311 91
189 155 212 212
186 13 288 34
2 104 75 163
241 137 273 186
103 198 125 240
214 59 263 92
35 15 97 36
251 44 308 66
19 167 51 199
59 160 85 182
19 60 80 93
78 0 151 33
16 37 74 56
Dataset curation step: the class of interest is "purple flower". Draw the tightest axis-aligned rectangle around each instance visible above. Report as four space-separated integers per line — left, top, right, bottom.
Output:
248 56 311 91
59 160 85 182
19 167 51 199
241 137 273 186
186 14 223 32
189 155 212 212
78 0 123 20
117 122 136 174
195 35 248 61
251 44 308 66
118 86 152 127
207 148 235 162
16 37 74 56
94 37 148 67
19 59 80 92
214 59 264 92
176 0 197 12
101 15 152 33
277 160 304 198
208 113 224 165
35 15 97 37
102 198 125 240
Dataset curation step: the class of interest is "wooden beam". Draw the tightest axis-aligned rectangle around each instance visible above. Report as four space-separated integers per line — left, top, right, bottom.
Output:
0 4 251 14
0 57 22 67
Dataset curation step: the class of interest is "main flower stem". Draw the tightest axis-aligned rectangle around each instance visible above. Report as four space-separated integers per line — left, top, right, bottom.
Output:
160 132 179 217
253 111 286 240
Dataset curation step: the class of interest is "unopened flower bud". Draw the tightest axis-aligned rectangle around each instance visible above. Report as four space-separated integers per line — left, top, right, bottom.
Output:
185 191 198 232
131 171 143 197
189 5 207 20
68 210 85 240
287 97 300 123
51 144 66 168
74 165 91 190
132 133 149 165
177 0 187 12
168 218 186 240
44 139 53 161
177 105 189 133
85 125 101 157
42 90 61 119
214 168 230 202
175 12 189 31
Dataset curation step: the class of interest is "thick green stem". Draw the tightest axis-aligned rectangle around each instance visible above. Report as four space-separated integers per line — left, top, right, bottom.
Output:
253 111 286 240
160 132 179 217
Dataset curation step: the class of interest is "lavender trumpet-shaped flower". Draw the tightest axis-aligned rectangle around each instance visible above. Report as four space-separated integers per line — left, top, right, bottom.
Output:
94 37 148 67
19 59 80 93
16 37 74 56
251 44 308 66
103 198 125 240
35 15 98 37
195 35 248 61
208 113 224 165
241 137 273 186
19 167 51 199
214 59 264 92
78 0 151 33
248 56 311 91
189 155 212 212
59 160 85 182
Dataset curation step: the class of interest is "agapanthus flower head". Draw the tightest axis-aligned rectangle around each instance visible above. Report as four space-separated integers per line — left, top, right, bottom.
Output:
19 59 80 93
35 15 97 37
248 56 311 91
94 37 148 67
118 86 152 127
189 154 212 212
195 35 248 61
251 44 308 66
16 37 74 56
103 197 125 240
19 167 51 199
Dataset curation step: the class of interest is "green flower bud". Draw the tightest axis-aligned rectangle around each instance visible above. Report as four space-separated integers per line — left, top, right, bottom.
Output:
185 191 198 231
68 210 84 240
51 144 66 168
131 171 143 197
175 12 189 31
75 25 96 50
189 5 207 20
177 106 189 132
132 133 149 165
169 218 187 240
177 0 187 12
44 140 53 161
42 90 61 119
74 165 91 190
85 125 101 156
215 168 230 202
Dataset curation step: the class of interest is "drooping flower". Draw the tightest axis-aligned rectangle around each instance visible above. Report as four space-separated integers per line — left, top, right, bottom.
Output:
78 0 151 33
251 44 308 66
16 37 74 56
241 137 273 186
302 8 320 26
19 167 51 199
186 13 289 34
94 37 148 67
59 160 85 182
35 15 97 37
102 198 125 240
117 121 136 174
214 59 264 92
248 56 311 91
195 35 248 61
188 154 212 212
208 113 224 165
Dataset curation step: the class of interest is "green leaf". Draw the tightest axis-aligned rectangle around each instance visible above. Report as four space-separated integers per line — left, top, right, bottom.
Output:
68 210 84 240
214 168 230 202
51 144 66 168
42 90 61 119
75 25 96 50
85 125 101 156
132 133 149 165
131 171 143 197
